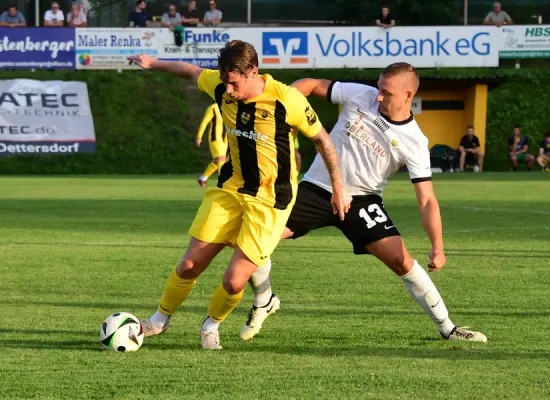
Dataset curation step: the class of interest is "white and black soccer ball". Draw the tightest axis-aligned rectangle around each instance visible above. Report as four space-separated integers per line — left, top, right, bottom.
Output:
100 312 144 352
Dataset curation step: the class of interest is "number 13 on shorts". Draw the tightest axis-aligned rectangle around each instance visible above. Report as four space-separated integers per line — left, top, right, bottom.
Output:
359 204 388 229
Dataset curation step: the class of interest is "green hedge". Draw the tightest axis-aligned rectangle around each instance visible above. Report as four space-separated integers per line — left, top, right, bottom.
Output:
1 67 549 174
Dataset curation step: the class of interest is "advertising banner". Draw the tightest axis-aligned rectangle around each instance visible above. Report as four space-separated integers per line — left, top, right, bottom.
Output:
500 25 550 59
0 79 96 156
157 27 242 68
258 26 500 69
75 28 161 69
0 28 75 69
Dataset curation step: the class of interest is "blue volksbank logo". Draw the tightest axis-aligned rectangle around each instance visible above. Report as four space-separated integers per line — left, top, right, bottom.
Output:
315 31 492 57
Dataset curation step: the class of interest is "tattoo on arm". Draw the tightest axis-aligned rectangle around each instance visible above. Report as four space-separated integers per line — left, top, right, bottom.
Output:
313 132 342 186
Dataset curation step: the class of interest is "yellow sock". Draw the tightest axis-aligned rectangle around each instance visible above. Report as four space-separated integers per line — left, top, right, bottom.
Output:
202 162 219 180
207 284 244 322
158 267 196 315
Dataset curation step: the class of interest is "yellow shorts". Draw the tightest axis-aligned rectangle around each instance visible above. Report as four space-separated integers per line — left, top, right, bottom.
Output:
209 139 228 160
189 188 293 267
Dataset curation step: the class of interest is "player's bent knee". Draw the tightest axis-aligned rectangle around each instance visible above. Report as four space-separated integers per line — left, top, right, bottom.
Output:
222 276 246 295
177 258 204 279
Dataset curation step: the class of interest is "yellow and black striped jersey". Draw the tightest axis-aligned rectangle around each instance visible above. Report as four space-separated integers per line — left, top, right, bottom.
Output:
197 69 322 210
196 103 224 145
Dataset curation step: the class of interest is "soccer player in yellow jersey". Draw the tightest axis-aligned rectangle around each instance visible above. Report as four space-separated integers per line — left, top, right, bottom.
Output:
294 135 302 173
128 40 351 349
195 103 227 187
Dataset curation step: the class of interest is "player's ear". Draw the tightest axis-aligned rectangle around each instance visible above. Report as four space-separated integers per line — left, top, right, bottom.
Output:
406 90 414 103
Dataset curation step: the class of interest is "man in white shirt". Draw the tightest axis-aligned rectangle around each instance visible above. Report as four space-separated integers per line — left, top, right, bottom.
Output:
242 62 487 344
44 2 64 26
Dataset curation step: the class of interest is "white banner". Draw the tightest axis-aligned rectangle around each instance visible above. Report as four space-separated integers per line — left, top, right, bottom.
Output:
157 28 246 68
75 28 161 70
74 26 507 70
258 26 500 68
500 25 550 59
0 79 96 156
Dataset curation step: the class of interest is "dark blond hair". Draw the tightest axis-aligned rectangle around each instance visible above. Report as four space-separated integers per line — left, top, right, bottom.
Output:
218 40 258 79
381 62 419 92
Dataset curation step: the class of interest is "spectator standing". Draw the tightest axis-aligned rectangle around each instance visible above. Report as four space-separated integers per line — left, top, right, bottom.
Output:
67 3 87 27
44 2 64 27
161 4 181 29
508 124 535 171
0 4 26 27
459 126 484 172
537 132 550 172
376 6 395 29
484 2 513 27
182 0 200 27
129 0 148 27
203 1 222 26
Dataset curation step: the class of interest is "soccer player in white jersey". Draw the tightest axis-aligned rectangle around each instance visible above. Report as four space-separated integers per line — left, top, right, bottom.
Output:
241 62 487 343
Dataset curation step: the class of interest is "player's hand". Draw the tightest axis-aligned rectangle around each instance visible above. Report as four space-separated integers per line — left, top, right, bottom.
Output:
127 54 157 70
428 247 446 272
331 186 352 221
195 137 202 147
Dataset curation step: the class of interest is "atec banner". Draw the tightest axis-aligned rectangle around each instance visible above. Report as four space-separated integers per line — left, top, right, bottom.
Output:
0 79 96 156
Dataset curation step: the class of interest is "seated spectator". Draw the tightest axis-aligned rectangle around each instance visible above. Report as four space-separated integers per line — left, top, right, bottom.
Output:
67 3 87 27
537 131 550 172
484 2 512 27
376 6 395 29
203 1 222 26
44 2 64 27
0 5 26 27
129 0 148 27
161 4 181 30
508 124 535 171
182 0 200 27
459 126 484 172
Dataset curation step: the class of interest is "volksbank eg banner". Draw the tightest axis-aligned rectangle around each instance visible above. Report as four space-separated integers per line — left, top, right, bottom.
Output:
0 79 96 156
155 26 499 69
75 28 161 69
0 28 75 69
259 26 499 68
500 25 550 59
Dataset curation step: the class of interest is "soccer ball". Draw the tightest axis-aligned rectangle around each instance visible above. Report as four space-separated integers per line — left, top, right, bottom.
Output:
100 312 144 352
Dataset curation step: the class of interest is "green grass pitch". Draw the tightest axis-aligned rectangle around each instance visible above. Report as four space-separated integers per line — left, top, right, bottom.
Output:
1 173 549 399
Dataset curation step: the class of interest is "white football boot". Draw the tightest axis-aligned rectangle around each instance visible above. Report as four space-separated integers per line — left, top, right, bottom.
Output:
444 326 487 342
140 316 171 338
201 328 223 350
240 294 280 341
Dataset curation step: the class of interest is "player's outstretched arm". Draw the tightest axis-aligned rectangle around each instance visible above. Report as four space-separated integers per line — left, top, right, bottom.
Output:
291 79 331 99
310 129 351 220
413 181 446 272
127 54 203 83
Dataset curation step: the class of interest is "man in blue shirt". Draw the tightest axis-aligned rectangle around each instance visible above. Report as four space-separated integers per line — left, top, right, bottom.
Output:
0 5 26 27
128 0 148 27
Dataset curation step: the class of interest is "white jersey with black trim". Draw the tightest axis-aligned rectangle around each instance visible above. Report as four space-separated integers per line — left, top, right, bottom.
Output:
303 80 432 196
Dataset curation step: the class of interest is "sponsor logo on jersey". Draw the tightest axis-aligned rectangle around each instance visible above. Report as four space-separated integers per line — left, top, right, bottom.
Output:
345 119 387 157
226 127 268 142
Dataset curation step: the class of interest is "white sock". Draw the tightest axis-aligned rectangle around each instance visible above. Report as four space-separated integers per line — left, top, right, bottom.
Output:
249 258 273 307
150 310 170 329
201 316 220 333
400 260 455 337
